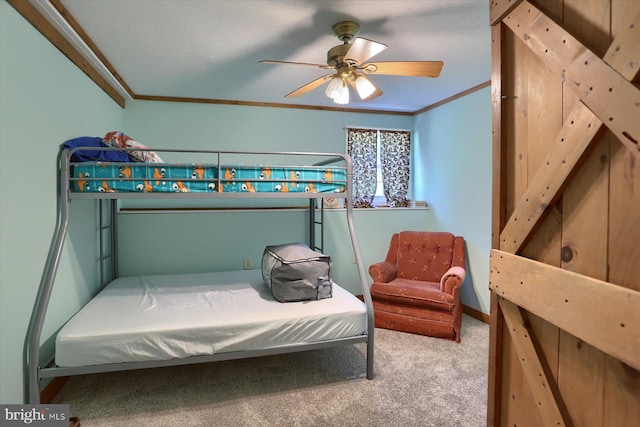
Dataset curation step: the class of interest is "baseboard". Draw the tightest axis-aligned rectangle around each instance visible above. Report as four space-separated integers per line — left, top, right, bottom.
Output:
40 377 69 404
463 304 490 324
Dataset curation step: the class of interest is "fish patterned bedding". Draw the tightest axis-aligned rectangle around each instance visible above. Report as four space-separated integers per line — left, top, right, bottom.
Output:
72 163 347 194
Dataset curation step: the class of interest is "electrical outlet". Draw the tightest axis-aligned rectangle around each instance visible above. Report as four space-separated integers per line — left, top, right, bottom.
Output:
243 258 252 270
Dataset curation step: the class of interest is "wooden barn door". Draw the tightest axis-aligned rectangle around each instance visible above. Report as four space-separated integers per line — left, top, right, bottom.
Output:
488 1 639 426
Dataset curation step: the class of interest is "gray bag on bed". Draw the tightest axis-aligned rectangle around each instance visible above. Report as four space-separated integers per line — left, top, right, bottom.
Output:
261 243 332 302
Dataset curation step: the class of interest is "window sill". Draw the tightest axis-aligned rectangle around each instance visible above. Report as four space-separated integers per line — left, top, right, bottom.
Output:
322 206 430 211
358 206 430 210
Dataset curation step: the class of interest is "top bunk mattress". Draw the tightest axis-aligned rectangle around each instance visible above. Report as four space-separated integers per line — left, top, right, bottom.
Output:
71 163 347 194
55 269 367 367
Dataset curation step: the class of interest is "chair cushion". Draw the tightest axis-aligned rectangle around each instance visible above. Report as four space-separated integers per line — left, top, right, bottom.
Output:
370 278 454 311
373 300 454 323
373 307 454 339
396 232 455 282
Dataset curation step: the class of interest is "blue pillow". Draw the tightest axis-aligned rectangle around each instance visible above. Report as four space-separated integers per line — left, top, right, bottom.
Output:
61 137 131 162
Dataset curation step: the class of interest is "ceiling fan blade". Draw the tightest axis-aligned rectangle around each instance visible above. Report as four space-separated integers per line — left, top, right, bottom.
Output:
349 73 383 101
285 74 334 98
260 60 330 69
344 37 387 65
359 61 444 77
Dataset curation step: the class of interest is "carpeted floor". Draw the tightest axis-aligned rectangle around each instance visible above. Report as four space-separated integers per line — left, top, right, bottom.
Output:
53 314 489 426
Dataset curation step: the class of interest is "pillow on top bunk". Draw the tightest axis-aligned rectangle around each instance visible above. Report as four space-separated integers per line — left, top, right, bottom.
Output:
103 131 163 163
62 136 131 163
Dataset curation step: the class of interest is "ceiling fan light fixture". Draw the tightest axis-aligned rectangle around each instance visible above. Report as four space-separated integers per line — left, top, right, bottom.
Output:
326 76 349 104
333 86 349 104
325 76 343 99
354 75 376 100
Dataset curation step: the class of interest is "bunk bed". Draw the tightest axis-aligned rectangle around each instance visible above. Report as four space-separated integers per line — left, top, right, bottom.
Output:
25 145 374 404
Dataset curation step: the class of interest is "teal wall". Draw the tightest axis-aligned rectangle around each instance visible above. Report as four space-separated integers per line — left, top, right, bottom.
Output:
0 1 492 404
122 99 413 153
118 95 492 308
413 86 493 313
0 1 124 403
119 100 429 294
117 208 432 294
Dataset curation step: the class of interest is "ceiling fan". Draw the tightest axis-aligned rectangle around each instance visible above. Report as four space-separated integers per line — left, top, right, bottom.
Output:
260 21 443 104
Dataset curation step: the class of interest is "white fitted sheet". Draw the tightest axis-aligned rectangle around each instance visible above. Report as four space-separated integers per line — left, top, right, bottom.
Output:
55 270 367 367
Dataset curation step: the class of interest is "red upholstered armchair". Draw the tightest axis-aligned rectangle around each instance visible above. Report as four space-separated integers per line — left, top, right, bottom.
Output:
369 231 466 342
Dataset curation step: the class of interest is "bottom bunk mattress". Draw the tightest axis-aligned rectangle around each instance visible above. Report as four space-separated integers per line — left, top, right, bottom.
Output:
55 269 367 367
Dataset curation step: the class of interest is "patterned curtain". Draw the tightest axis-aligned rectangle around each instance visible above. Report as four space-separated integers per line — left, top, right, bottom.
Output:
380 130 411 207
347 128 378 208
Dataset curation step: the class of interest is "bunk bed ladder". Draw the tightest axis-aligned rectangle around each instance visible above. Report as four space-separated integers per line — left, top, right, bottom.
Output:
98 199 118 288
309 199 325 253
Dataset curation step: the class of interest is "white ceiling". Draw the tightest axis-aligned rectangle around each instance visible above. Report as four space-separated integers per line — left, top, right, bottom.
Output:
58 0 491 113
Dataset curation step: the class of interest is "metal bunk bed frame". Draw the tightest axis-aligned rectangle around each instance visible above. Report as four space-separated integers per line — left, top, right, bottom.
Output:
25 147 375 403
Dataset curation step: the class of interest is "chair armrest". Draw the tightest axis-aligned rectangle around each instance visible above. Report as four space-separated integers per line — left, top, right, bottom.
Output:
369 261 397 283
440 266 466 294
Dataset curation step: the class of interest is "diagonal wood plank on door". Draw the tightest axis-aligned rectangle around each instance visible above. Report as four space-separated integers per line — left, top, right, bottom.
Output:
498 297 569 427
499 103 601 253
504 1 640 156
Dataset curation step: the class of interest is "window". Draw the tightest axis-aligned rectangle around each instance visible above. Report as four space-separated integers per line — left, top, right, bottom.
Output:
347 128 411 208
